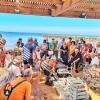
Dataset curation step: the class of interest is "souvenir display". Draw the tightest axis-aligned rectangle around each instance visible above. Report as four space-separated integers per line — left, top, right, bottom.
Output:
54 77 89 100
57 68 72 78
81 65 100 93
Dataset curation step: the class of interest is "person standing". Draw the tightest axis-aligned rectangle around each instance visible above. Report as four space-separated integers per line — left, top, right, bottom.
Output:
0 38 6 67
23 38 35 66
66 37 72 50
40 40 48 60
50 38 58 59
57 38 65 49
17 38 24 48
14 41 22 56
68 47 83 72
8 72 32 100
69 41 76 55
34 38 39 47
46 39 50 50
60 43 69 65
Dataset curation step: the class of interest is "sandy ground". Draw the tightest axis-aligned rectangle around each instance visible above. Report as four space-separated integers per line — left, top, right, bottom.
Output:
31 73 60 100
0 69 81 100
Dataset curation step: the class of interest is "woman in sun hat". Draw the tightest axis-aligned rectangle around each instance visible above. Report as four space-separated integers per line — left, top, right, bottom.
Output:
8 56 22 78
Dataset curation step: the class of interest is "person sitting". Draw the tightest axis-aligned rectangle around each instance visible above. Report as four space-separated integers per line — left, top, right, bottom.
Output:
48 55 58 75
40 55 57 76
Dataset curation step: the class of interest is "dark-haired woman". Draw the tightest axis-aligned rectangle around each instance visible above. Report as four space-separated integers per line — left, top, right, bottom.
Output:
60 43 69 65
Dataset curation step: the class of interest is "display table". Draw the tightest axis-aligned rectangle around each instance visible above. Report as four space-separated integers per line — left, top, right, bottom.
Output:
85 85 100 100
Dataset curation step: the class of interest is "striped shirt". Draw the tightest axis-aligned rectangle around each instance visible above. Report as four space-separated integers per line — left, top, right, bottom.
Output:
23 46 31 61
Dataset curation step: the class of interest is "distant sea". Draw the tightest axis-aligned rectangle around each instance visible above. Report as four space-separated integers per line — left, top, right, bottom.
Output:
1 32 44 49
1 32 99 49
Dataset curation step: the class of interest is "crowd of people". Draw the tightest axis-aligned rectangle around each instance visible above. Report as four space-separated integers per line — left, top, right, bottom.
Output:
6 36 100 69
0 34 100 100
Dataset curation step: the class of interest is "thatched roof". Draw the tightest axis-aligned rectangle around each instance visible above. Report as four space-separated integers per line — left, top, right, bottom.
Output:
0 0 100 18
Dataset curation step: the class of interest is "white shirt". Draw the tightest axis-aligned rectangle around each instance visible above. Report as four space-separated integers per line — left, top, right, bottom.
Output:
57 41 65 49
33 51 41 60
8 64 21 78
97 48 100 54
91 56 100 66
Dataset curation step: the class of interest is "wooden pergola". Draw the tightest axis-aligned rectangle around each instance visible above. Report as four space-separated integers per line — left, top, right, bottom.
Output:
0 0 100 19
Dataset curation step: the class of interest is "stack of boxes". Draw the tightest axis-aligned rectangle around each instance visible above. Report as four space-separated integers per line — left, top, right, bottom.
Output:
54 77 89 100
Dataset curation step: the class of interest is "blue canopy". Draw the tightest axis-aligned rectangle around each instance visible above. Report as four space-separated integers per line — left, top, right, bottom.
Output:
0 13 100 37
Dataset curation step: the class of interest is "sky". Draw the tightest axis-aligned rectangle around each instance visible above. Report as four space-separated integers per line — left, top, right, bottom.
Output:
0 13 100 37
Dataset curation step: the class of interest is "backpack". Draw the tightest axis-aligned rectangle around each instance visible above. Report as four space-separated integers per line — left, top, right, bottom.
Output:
4 80 26 99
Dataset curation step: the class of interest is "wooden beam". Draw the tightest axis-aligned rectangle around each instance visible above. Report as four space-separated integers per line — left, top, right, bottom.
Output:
0 1 54 9
19 2 52 9
86 0 100 3
0 1 16 6
70 3 100 13
51 0 86 16
80 3 100 9
71 8 100 13
60 11 100 18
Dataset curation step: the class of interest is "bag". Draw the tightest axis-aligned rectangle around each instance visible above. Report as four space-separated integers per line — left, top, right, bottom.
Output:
45 75 57 86
4 80 26 99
